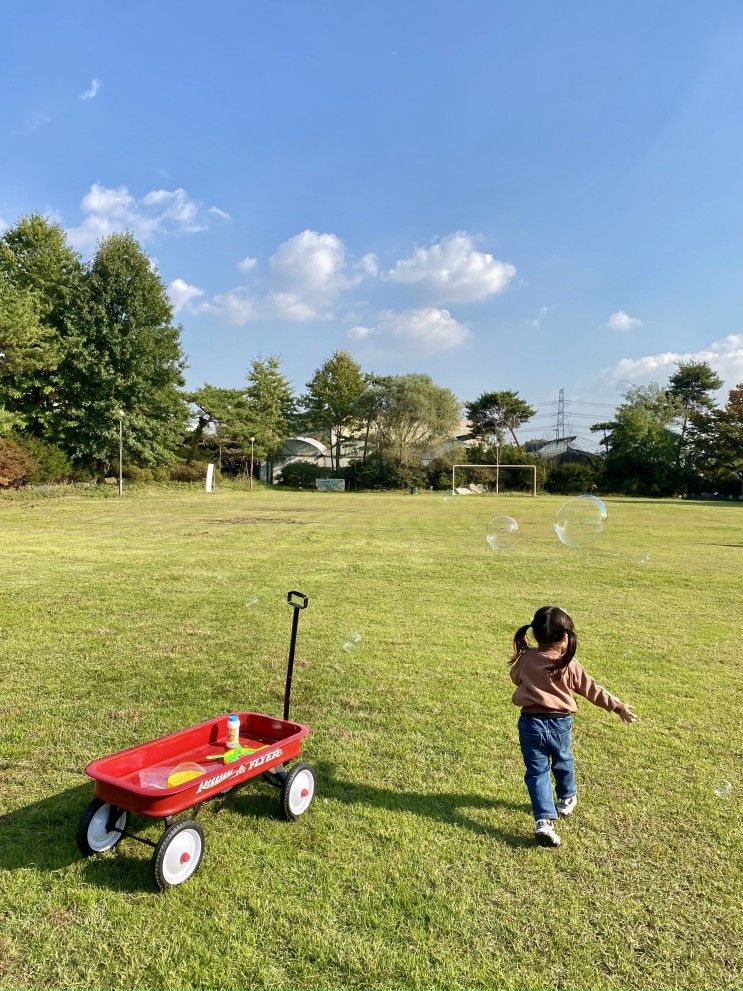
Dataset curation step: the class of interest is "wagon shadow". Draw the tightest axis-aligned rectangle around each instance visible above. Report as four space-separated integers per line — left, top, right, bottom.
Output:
231 762 534 849
0 783 155 893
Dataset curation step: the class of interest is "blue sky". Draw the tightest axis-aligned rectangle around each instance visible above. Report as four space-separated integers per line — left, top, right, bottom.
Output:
2 1 742 447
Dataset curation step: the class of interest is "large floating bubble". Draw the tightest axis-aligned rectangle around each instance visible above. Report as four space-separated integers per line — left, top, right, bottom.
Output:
342 631 363 653
553 495 608 548
486 515 519 552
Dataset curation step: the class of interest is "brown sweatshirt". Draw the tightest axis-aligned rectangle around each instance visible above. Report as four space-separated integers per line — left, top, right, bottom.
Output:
510 647 624 714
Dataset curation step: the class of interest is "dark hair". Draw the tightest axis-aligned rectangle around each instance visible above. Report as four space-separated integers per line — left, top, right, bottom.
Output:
512 605 577 679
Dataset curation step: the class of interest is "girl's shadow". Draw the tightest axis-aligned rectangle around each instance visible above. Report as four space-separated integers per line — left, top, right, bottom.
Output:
232 761 533 849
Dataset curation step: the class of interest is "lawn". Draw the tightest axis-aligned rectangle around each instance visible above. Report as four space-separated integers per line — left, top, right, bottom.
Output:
0 487 740 990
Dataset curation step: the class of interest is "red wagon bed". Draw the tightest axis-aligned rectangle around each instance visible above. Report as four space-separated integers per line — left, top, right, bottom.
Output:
85 711 309 817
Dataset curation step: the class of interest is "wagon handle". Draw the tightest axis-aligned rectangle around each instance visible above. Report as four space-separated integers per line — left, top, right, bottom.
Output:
284 591 309 720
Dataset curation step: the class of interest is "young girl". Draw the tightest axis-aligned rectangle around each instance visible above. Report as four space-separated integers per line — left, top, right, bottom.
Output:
510 605 636 847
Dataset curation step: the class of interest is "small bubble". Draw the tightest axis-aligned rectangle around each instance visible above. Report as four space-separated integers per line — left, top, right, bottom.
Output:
714 780 732 799
342 631 362 652
639 555 651 566
245 596 259 608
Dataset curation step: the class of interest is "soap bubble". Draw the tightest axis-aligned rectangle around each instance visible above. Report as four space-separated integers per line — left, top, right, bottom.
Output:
553 495 608 548
245 595 260 608
638 554 651 566
342 631 362 653
486 515 519 552
714 780 732 799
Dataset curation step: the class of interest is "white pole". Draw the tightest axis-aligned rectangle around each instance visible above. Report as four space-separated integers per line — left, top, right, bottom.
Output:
496 441 500 495
250 436 255 491
118 414 123 497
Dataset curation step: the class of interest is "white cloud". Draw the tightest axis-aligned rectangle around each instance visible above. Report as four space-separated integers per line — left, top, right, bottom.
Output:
66 183 219 251
203 290 257 325
606 310 642 331
607 334 743 388
169 278 204 313
347 307 471 353
207 229 375 324
384 232 516 303
0 217 8 233
209 206 231 221
80 79 102 100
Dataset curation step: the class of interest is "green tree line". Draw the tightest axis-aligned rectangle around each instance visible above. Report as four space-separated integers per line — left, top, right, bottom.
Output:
1 215 739 496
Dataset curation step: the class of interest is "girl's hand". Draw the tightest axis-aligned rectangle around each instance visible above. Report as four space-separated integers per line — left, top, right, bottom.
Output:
618 704 637 723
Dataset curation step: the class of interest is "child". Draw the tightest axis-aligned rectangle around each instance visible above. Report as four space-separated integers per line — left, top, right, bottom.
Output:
510 605 636 847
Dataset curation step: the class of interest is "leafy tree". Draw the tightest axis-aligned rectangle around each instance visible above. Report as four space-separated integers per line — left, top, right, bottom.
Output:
377 374 460 469
245 355 295 462
595 384 681 496
352 375 390 463
302 350 365 469
466 390 536 448
188 384 250 468
0 215 83 436
0 281 60 435
668 360 723 462
55 233 187 478
688 383 743 494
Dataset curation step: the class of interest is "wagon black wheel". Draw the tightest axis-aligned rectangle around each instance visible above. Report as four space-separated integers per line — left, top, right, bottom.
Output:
76 798 128 857
281 762 316 821
152 819 204 891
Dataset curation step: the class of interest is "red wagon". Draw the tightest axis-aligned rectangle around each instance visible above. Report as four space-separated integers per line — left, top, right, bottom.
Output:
77 591 316 890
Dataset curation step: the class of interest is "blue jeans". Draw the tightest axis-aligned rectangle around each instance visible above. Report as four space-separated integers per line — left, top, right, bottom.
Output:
518 713 576 822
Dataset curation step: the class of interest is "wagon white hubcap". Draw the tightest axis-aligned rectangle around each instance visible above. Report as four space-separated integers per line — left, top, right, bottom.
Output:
88 804 126 852
289 769 314 816
162 829 202 885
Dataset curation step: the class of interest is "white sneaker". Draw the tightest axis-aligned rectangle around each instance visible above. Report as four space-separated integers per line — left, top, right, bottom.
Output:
556 795 578 818
535 819 561 847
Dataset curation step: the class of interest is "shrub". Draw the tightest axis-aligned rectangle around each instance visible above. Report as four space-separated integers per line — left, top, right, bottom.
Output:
0 438 38 488
544 460 605 495
13 436 76 484
169 462 209 483
279 461 329 487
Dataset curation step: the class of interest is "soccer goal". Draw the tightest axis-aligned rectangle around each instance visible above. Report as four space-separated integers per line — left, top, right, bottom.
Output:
451 463 537 496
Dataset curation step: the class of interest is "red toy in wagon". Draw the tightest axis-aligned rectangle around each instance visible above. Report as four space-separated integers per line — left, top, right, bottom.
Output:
77 591 315 890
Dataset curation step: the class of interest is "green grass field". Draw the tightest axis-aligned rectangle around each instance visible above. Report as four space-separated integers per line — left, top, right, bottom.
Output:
0 487 740 990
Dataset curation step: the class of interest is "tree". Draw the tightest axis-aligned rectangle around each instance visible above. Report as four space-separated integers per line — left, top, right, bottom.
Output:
0 215 84 437
352 375 390 463
377 374 460 469
465 390 536 448
302 350 365 469
688 384 743 494
594 384 681 496
188 384 250 468
55 233 187 478
668 360 723 463
245 355 295 463
0 281 60 435
590 420 617 455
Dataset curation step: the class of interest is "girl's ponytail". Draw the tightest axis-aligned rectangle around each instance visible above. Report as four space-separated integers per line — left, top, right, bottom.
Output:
549 626 577 680
511 624 531 664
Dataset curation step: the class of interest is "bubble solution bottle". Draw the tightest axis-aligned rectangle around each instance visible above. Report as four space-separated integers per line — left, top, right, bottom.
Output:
226 714 240 749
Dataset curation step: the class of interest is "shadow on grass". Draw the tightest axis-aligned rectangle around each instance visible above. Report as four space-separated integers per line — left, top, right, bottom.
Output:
231 762 534 849
0 783 156 892
0 766 533 894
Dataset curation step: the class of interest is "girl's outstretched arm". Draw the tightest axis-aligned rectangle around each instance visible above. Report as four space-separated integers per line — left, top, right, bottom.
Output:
569 661 636 720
